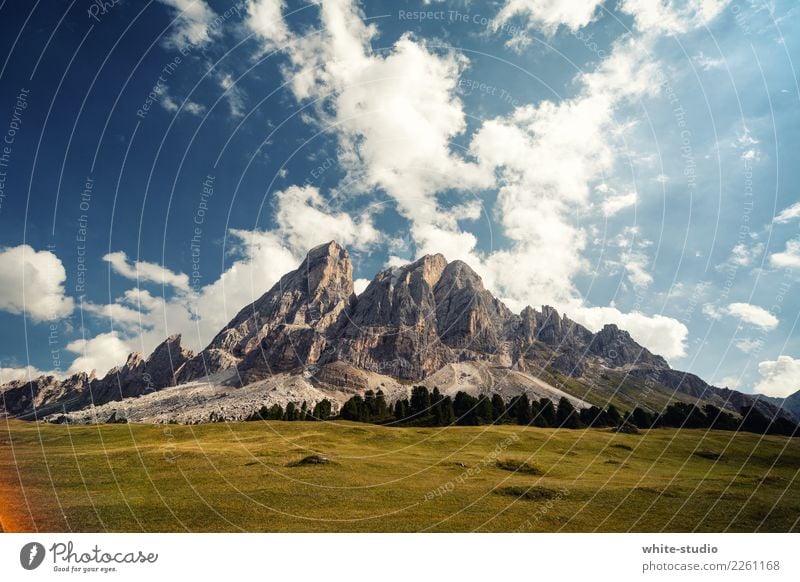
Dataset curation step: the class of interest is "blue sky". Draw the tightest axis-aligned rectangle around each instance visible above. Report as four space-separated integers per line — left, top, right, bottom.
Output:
0 0 799 397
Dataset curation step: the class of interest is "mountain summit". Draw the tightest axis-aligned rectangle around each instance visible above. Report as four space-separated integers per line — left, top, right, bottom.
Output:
1 241 795 424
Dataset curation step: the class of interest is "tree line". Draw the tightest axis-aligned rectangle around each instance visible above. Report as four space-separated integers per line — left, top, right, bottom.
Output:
247 385 798 437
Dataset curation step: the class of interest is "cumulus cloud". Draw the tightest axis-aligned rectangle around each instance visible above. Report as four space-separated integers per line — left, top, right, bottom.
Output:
273 185 381 253
246 0 493 227
102 251 190 291
156 0 219 49
0 244 74 322
774 202 800 224
246 0 290 49
770 239 800 269
0 365 54 384
754 355 800 398
620 0 730 35
602 190 638 216
572 305 689 360
491 0 603 36
65 332 133 376
703 302 778 330
726 302 779 330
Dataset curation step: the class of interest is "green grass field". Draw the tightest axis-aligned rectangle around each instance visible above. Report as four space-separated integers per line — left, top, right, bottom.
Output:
1 419 798 532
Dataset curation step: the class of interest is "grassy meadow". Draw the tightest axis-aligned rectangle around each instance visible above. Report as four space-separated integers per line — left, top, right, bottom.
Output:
1 419 798 532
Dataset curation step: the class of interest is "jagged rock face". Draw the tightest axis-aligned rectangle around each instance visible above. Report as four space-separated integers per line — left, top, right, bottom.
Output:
91 335 194 404
433 260 514 353
180 241 356 382
334 254 454 379
0 336 193 418
0 373 91 418
588 324 668 368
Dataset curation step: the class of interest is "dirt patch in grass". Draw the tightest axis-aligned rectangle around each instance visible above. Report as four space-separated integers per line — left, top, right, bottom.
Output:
610 443 633 451
496 458 543 475
495 486 560 500
287 454 332 467
694 450 722 460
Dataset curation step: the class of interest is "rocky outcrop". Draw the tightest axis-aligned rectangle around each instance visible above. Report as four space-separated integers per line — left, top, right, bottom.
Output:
1 336 192 418
588 324 668 368
179 241 355 383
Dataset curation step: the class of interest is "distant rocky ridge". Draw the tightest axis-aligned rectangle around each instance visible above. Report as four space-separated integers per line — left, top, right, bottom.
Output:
1 241 796 424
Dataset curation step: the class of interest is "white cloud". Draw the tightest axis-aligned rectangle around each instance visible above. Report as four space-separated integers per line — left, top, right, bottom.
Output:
774 202 800 224
246 0 290 49
102 251 190 291
0 244 74 322
81 300 145 329
65 332 133 376
0 365 54 384
717 241 764 270
273 185 381 253
693 51 724 71
353 278 370 295
727 302 779 330
770 239 800 269
491 0 603 36
246 0 492 228
620 0 730 35
602 190 638 215
702 303 723 320
717 374 741 389
218 73 246 117
156 0 219 50
734 338 763 353
754 355 800 397
621 248 653 288
157 85 206 116
571 305 689 360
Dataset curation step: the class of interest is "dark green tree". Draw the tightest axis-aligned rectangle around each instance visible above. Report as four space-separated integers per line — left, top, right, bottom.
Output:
340 395 364 421
491 394 506 422
410 386 431 417
453 391 478 425
476 395 494 425
579 405 603 427
514 394 532 425
375 390 389 421
394 399 409 422
556 397 579 428
631 407 654 429
312 399 332 420
539 398 556 427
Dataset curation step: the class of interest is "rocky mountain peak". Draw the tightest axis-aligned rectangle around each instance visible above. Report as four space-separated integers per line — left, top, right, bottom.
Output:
180 241 356 382
302 240 354 302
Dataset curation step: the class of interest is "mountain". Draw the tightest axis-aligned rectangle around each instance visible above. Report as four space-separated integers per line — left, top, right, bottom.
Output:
177 240 355 383
1 241 797 424
1 335 192 419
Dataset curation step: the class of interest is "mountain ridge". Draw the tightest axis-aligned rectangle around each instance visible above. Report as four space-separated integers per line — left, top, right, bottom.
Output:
1 240 797 424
